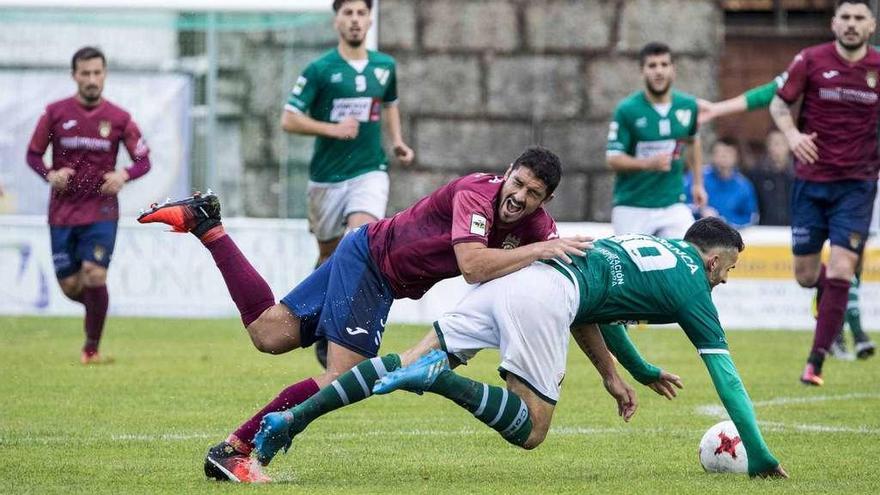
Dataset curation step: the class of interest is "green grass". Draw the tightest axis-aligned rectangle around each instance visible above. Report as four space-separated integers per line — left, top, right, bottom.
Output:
1 317 878 494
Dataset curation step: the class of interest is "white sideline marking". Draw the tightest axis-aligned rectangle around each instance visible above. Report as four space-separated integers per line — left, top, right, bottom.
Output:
695 392 880 434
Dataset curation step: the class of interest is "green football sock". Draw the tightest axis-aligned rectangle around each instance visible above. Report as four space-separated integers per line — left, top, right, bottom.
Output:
289 354 401 435
846 274 868 342
427 370 532 447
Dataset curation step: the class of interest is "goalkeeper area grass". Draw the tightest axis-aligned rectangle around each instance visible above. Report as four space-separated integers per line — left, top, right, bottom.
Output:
1 316 878 494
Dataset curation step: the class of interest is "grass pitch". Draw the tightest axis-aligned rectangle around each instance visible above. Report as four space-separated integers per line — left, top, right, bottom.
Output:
1 316 878 494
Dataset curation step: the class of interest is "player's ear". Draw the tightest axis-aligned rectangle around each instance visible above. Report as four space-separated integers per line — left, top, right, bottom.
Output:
541 192 555 205
503 163 514 179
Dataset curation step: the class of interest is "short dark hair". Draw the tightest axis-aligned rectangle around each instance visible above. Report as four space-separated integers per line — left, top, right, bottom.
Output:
71 46 105 72
684 217 745 253
333 0 372 12
836 0 871 11
510 146 562 197
639 42 672 66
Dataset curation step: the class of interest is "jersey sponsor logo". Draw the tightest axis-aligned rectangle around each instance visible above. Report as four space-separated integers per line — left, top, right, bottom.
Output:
819 87 878 104
59 136 112 152
292 75 307 96
470 213 487 236
868 70 878 89
330 72 343 83
674 109 692 127
330 96 374 122
61 119 77 130
374 67 390 86
634 139 676 159
635 117 647 128
822 70 839 79
345 326 369 336
99 120 112 138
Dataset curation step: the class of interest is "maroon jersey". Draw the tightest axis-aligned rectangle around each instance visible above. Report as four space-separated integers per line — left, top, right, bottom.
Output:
777 42 880 182
367 173 558 299
27 97 150 226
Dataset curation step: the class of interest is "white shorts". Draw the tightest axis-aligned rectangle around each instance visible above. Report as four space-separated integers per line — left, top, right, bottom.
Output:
308 170 389 242
611 203 694 238
434 262 579 404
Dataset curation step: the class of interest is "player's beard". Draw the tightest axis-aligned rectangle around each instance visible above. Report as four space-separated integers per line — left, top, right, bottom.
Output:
344 37 364 48
645 78 671 98
79 87 102 105
838 37 868 52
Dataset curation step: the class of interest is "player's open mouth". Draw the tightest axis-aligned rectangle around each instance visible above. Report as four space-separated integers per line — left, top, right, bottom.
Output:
503 197 524 215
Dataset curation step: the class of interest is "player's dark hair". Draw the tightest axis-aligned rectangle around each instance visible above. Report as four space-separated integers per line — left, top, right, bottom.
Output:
71 46 106 72
333 0 372 12
639 42 672 66
836 0 871 11
510 146 562 197
684 217 745 253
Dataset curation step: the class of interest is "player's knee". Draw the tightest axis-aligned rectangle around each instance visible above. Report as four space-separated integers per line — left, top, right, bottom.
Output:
247 324 296 354
81 263 107 287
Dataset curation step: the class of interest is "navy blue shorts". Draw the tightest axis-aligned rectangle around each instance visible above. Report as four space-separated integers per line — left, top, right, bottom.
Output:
49 220 118 279
281 226 394 358
790 179 877 255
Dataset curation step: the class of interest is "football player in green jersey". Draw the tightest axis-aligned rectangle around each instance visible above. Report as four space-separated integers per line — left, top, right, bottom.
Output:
253 218 787 479
282 0 414 368
606 42 707 238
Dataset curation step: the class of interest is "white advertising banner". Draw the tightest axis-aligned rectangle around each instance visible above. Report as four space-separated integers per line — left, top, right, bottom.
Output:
1 217 877 331
0 71 191 217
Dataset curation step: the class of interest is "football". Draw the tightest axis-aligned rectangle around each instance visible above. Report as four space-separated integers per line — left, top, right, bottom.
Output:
699 420 748 474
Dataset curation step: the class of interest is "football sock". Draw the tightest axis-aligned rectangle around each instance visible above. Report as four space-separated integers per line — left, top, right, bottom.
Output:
427 370 532 447
229 377 320 455
846 275 868 342
287 354 402 437
203 234 275 327
81 285 108 355
810 277 851 374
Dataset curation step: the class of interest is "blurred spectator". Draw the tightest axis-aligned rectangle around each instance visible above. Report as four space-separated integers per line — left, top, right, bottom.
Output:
746 131 794 226
685 138 759 229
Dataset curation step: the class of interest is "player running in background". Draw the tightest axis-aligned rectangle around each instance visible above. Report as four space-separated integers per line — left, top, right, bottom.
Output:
768 1 880 384
138 146 591 483
282 0 414 368
606 41 706 239
25 46 151 364
698 17 878 362
254 218 787 479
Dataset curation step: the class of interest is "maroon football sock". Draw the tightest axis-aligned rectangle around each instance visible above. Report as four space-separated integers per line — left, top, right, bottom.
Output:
810 277 850 372
81 285 109 355
228 378 321 454
203 234 275 328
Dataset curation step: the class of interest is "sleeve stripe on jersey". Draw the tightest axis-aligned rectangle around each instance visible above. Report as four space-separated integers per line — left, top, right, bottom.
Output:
284 104 304 114
382 99 399 106
549 259 581 296
697 348 730 355
606 150 624 156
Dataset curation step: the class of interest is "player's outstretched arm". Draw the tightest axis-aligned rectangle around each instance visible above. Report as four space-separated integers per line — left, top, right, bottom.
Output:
453 236 592 284
698 80 780 124
571 324 637 422
701 352 785 478
598 324 683 400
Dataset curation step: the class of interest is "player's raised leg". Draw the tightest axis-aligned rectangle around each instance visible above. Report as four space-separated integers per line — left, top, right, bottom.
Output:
138 192 301 354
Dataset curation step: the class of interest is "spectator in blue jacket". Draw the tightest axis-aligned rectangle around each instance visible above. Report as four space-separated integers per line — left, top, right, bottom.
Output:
685 138 759 229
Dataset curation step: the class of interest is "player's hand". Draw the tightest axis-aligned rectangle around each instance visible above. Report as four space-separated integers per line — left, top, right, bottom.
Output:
334 117 360 141
691 184 709 209
697 99 718 125
100 170 129 195
393 141 414 166
647 370 683 400
785 131 818 164
47 167 75 191
604 375 637 422
646 153 672 172
753 464 789 479
533 235 593 264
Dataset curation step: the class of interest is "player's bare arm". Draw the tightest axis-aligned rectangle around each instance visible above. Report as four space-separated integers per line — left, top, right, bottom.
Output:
381 104 414 165
453 236 592 284
570 323 637 422
686 135 708 208
607 152 672 173
281 110 359 141
769 94 818 164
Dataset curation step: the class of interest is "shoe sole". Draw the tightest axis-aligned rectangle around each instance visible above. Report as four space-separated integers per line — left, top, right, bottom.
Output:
205 457 240 483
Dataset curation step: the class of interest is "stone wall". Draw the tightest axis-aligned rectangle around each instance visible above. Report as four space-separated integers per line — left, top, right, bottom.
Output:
377 0 722 221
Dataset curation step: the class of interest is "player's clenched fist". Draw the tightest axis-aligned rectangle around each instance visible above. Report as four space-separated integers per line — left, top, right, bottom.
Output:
647 153 672 172
47 167 75 191
533 235 593 264
334 116 360 140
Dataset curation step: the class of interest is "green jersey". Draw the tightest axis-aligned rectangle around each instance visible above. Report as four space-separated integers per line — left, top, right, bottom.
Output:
552 234 727 353
606 90 699 208
286 48 398 183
